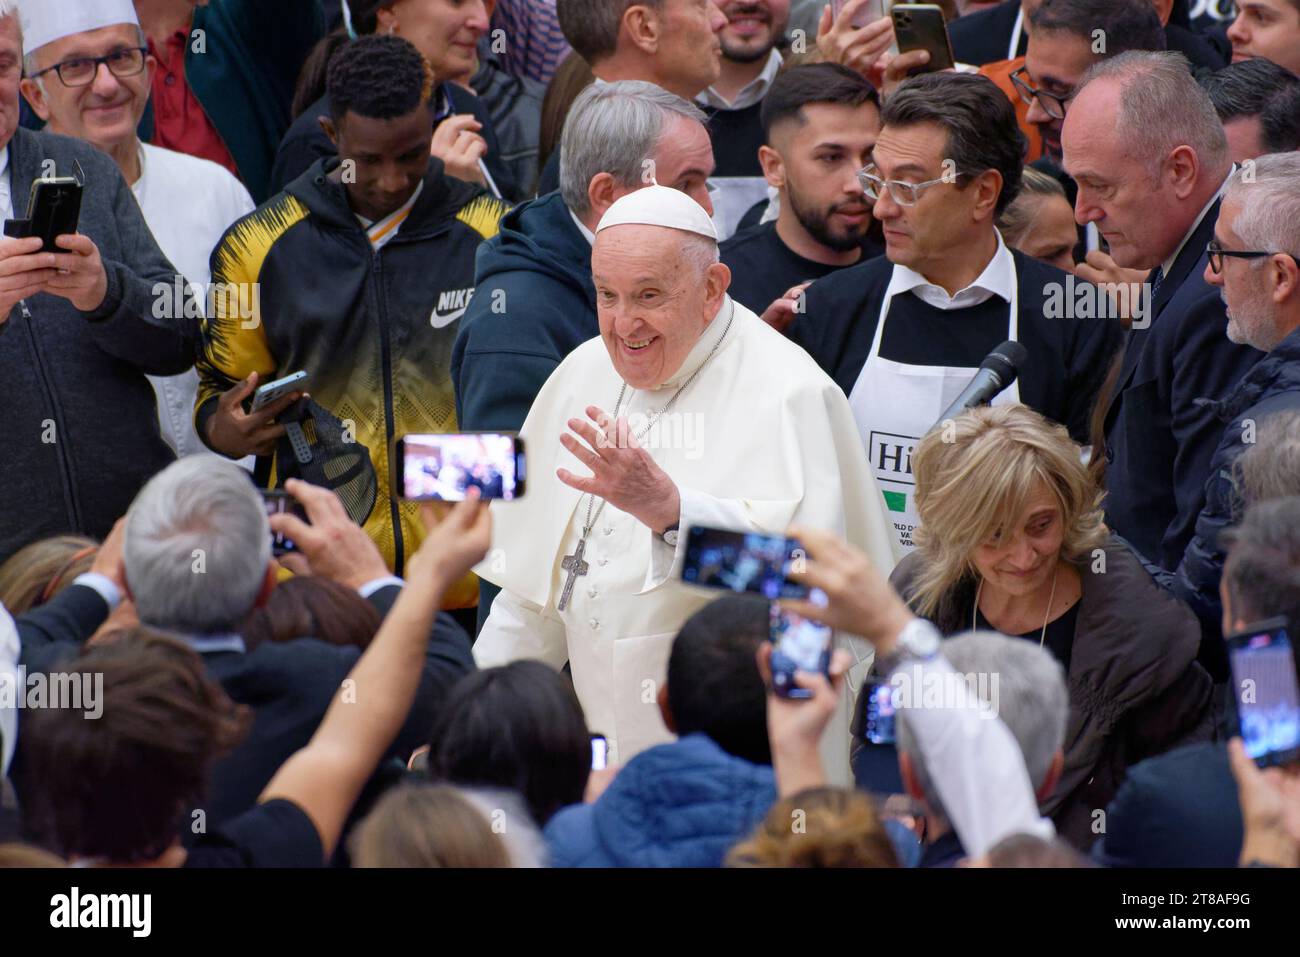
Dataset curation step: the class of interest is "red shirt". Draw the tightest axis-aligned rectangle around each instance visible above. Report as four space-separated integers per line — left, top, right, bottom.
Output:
147 30 239 177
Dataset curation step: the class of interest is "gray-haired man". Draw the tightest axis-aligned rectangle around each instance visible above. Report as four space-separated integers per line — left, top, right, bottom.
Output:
1175 152 1300 677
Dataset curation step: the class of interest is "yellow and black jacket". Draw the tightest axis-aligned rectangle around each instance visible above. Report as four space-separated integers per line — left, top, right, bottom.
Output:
195 157 508 607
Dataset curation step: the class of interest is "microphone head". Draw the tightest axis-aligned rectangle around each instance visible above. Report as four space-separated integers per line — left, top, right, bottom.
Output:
980 340 1028 384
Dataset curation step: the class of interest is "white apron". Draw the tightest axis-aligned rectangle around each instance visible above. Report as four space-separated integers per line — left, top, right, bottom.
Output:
847 263 1021 554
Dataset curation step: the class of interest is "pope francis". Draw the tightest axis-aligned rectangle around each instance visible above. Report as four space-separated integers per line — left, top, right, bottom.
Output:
473 185 898 782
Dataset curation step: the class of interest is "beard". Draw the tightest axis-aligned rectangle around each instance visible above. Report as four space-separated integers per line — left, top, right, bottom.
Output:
1223 285 1278 351
787 180 872 253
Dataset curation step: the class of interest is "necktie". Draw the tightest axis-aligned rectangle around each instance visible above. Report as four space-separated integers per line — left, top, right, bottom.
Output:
1150 266 1165 303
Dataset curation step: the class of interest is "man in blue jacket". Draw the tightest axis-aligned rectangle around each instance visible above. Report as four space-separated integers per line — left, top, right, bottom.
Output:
1174 153 1300 679
543 596 776 868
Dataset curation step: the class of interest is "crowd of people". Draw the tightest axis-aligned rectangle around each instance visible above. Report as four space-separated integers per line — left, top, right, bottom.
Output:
1 0 1299 874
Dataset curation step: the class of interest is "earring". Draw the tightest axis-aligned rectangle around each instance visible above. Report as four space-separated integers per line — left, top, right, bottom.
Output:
388 22 396 34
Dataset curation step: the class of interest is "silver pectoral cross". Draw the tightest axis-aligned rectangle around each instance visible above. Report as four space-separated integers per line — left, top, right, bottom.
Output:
558 537 590 611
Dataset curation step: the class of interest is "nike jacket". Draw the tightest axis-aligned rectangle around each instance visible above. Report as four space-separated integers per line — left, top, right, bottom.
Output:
195 157 508 606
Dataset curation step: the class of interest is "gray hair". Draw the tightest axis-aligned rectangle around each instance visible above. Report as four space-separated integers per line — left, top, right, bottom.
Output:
1235 410 1300 508
1075 51 1229 181
557 0 663 64
894 631 1068 825
1225 152 1300 262
559 80 707 218
124 457 271 635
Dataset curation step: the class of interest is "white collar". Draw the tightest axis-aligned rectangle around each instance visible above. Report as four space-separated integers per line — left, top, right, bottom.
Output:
1161 169 1233 277
0 143 8 179
697 48 783 111
885 230 1016 311
569 208 596 246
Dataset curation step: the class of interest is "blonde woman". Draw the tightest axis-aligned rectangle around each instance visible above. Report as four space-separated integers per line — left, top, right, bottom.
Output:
996 167 1079 274
888 404 1213 849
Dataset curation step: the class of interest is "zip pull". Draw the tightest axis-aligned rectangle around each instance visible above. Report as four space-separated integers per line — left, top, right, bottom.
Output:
19 299 31 320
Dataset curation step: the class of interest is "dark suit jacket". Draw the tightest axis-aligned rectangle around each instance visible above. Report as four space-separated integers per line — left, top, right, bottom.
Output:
1099 198 1262 573
1093 743 1241 868
13 581 475 828
949 1 1025 67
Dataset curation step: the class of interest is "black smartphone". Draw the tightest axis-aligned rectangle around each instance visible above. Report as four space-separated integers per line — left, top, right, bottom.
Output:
590 734 608 770
680 525 809 599
1227 617 1300 768
4 176 84 253
891 4 956 73
768 595 832 698
260 489 308 556
859 677 898 744
393 432 526 501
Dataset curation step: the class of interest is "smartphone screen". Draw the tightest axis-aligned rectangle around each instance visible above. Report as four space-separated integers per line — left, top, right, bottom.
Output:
260 490 307 556
590 735 608 770
860 678 897 744
680 526 809 599
768 591 832 698
395 432 525 501
1227 619 1300 768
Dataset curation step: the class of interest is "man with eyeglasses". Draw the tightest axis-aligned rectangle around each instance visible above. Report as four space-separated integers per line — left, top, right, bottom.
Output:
787 72 1121 556
18 0 254 462
996 0 1168 166
0 0 198 563
1174 152 1300 680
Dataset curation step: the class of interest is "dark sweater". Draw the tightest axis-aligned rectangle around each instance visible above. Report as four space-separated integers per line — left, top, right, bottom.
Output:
787 248 1123 444
0 128 198 563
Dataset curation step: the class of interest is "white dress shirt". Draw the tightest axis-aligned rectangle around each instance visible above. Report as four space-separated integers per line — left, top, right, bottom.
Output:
885 229 1017 311
697 48 783 111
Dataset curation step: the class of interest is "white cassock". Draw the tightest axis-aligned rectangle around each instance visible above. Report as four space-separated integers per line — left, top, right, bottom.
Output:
474 297 900 782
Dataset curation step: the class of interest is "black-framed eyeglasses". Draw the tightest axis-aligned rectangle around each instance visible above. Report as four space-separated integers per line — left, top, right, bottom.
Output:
1009 65 1073 121
857 164 970 207
30 47 148 88
1207 240 1276 274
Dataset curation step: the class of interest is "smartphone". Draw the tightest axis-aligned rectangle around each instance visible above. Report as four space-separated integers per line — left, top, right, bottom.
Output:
250 370 309 412
4 176 84 253
393 432 526 501
768 593 832 699
260 489 308 556
831 0 892 28
891 4 955 73
680 525 809 599
590 734 608 770
859 677 898 744
1227 617 1300 768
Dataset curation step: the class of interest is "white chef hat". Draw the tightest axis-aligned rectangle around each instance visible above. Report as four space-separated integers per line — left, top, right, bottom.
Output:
595 183 718 243
17 0 140 57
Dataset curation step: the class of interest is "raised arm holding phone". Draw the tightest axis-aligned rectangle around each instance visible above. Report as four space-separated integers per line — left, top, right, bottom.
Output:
771 525 1055 858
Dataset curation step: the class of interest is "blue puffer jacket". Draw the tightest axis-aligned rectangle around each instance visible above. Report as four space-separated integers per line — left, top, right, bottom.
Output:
543 733 777 868
1175 324 1300 679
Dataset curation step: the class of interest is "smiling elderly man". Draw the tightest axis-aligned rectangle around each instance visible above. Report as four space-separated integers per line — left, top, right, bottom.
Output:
0 0 196 563
473 183 896 779
18 0 254 460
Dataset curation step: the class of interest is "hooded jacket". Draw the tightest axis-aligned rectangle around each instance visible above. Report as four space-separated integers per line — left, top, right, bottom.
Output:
543 733 776 868
0 127 198 562
1175 324 1300 678
451 190 597 432
890 535 1214 850
195 158 508 602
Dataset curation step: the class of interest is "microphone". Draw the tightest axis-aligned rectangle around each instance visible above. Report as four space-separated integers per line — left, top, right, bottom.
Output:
934 341 1029 429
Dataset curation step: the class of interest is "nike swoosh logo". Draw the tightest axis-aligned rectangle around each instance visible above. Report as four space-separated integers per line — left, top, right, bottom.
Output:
430 306 467 328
